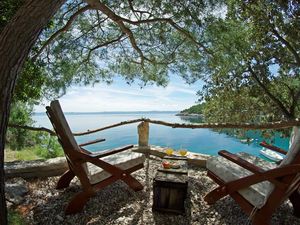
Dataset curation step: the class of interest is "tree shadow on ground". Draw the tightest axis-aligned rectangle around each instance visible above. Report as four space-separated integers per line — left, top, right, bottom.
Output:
129 153 152 225
27 174 146 224
196 173 300 225
16 157 300 225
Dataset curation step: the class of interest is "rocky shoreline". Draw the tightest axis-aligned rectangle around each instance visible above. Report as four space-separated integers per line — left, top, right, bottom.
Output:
175 112 203 117
5 155 300 225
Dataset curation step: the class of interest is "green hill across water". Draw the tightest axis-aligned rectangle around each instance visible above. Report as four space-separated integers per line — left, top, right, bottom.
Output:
177 104 204 116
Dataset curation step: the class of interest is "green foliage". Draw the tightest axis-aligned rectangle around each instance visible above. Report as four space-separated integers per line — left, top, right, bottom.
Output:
7 102 34 150
181 104 204 114
0 0 24 32
0 0 59 101
8 209 27 225
3 0 299 162
33 135 64 159
202 88 272 123
5 135 64 161
197 0 300 122
13 60 48 103
1 0 75 104
36 0 223 89
6 100 63 158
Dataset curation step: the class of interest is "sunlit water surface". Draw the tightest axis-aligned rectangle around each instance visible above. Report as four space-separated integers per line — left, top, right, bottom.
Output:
33 112 290 157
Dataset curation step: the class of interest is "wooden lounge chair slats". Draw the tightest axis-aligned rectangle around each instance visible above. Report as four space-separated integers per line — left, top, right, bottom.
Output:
46 100 145 214
206 152 276 208
205 132 300 225
88 145 134 158
87 150 145 184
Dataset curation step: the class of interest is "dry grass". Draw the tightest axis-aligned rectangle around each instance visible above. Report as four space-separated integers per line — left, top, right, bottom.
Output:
5 148 41 162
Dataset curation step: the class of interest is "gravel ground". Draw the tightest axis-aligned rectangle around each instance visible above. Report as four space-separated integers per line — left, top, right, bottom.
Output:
8 155 300 225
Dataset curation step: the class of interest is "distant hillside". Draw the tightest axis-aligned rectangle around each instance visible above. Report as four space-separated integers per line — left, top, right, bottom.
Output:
177 104 204 116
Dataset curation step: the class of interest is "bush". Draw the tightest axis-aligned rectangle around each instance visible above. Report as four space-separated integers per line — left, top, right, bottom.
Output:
7 102 34 150
33 136 64 159
8 209 27 225
5 133 64 161
6 103 64 160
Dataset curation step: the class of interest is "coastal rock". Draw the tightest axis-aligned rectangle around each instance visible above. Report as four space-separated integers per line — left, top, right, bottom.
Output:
5 178 28 205
175 113 203 117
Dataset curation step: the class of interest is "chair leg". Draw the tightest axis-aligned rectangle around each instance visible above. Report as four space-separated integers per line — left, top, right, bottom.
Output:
252 218 271 225
65 191 95 214
56 170 75 189
121 173 143 191
252 212 271 225
289 188 300 218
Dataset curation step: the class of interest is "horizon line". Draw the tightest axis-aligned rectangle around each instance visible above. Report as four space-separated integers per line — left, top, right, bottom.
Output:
34 110 180 114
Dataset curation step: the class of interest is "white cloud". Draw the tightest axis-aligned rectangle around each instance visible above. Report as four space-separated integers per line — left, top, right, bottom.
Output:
34 78 202 112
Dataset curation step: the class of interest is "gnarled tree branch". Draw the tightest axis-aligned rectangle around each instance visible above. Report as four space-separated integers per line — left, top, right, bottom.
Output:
127 0 152 18
248 64 294 119
8 124 56 135
60 2 84 23
86 0 151 65
32 5 92 61
84 33 125 62
86 0 212 64
119 16 212 56
271 28 300 66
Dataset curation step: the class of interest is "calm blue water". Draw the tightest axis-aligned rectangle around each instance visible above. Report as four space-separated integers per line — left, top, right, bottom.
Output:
33 112 290 156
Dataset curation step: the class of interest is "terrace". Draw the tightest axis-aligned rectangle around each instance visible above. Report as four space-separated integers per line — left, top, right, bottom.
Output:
5 118 300 224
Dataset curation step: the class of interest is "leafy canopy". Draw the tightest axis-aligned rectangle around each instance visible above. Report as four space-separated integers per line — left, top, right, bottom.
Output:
197 0 300 122
3 0 300 125
33 0 222 91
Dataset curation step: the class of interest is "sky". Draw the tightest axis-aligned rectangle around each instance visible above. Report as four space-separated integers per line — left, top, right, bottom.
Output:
34 75 203 112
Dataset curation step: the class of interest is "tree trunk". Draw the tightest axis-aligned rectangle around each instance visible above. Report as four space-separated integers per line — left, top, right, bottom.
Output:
0 0 65 224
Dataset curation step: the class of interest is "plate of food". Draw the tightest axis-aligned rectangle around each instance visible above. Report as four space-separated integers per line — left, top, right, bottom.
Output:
162 161 181 169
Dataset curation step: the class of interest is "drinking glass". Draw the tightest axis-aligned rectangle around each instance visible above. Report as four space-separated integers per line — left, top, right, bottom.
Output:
165 148 174 156
179 149 188 156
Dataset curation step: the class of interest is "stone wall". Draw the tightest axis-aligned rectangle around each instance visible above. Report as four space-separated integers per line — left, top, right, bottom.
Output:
5 146 209 179
5 157 68 178
133 145 210 167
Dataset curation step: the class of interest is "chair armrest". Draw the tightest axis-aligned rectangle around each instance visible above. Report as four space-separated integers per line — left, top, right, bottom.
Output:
78 150 126 176
78 138 106 147
205 164 300 204
78 146 137 177
260 141 287 155
218 150 264 173
89 145 134 158
80 147 92 154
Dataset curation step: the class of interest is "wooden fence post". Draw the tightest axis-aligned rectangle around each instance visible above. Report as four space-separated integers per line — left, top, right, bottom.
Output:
138 121 149 150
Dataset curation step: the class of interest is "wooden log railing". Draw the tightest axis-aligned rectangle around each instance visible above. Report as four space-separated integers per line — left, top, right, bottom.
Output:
8 118 300 149
9 118 300 136
138 121 149 149
6 119 300 179
72 118 300 136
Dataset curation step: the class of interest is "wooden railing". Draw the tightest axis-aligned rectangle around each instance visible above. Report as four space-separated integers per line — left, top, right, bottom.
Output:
72 118 300 136
8 118 300 149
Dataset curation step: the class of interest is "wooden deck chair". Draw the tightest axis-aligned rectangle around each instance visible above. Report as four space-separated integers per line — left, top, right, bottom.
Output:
46 100 145 214
204 132 300 225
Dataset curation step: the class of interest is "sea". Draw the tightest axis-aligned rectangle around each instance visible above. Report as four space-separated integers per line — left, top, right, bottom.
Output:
32 111 290 157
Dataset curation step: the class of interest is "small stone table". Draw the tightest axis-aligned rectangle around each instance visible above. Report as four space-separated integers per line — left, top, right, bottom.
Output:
152 156 188 214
